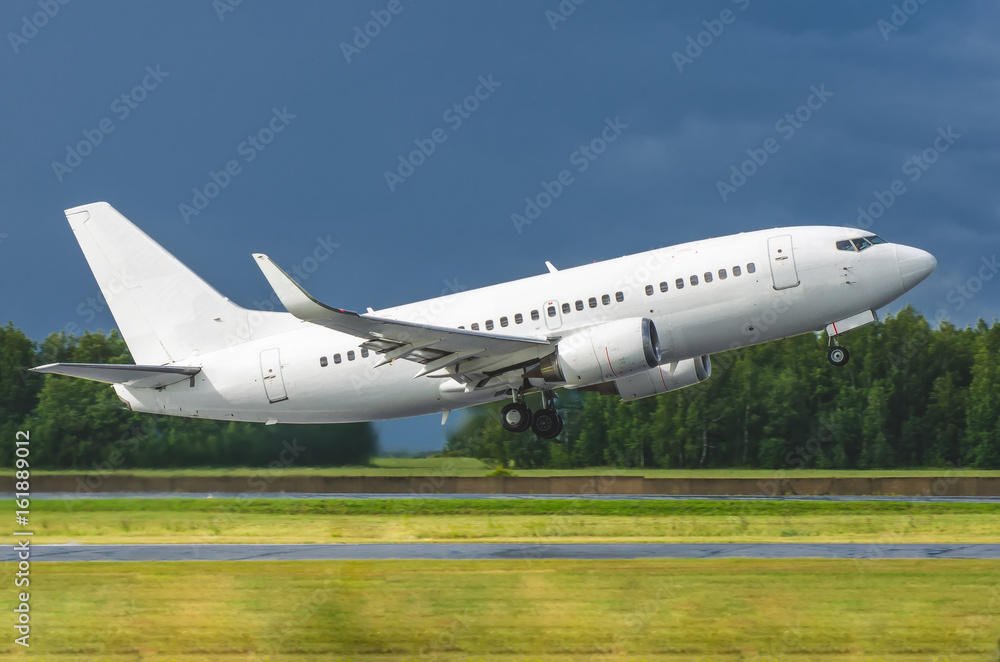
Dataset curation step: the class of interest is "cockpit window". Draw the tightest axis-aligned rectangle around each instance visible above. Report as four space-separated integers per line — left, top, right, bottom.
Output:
839 235 886 252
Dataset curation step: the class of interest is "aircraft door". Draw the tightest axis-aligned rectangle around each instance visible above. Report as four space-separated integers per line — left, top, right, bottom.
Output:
260 348 288 403
542 300 562 330
767 235 800 290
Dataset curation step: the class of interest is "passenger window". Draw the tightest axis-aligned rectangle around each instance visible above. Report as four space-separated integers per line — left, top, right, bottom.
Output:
458 325 465 329
675 278 685 289
531 310 540 321
320 356 328 367
615 291 624 302
719 269 727 280
602 294 611 305
334 354 342 365
575 300 584 311
690 275 699 286
471 323 479 330
547 306 557 317
347 350 355 361
733 265 742 277
361 348 369 358
704 272 713 283
659 281 668 292
645 285 654 296
747 263 756 274
515 313 523 324
500 316 508 327
589 297 597 308
485 320 494 330
836 240 856 252
561 303 571 314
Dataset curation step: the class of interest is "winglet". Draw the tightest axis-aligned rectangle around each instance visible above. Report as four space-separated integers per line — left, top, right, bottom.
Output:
253 253 350 320
545 261 558 273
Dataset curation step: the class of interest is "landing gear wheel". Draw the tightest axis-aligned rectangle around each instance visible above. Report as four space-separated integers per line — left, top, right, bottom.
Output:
531 408 563 439
828 346 850 367
500 402 532 432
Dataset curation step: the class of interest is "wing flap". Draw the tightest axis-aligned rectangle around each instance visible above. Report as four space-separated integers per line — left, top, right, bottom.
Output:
31 363 201 388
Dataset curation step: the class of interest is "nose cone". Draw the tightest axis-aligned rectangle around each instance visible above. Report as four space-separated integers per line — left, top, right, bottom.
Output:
896 245 937 292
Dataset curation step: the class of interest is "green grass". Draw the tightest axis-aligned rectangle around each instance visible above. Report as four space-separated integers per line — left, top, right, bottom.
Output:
2 559 997 660
21 456 1000 477
25 498 1000 544
30 496 1000 516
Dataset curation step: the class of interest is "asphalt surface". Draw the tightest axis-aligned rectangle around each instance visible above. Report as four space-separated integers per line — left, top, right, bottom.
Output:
19 492 1000 503
7 543 1000 562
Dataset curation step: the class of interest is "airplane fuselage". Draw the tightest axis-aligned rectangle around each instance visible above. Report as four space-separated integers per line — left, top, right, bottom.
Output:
112 225 933 424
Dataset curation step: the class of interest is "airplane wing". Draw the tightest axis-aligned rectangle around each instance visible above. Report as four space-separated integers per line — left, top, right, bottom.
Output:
253 254 553 380
31 363 201 388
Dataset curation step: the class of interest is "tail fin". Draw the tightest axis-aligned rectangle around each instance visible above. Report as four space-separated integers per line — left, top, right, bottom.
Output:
65 202 249 364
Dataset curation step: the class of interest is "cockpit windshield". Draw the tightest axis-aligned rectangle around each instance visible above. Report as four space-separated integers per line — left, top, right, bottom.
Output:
836 235 887 252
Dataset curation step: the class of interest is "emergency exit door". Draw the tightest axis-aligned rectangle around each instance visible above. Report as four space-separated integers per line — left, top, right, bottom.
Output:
260 348 288 403
767 235 800 290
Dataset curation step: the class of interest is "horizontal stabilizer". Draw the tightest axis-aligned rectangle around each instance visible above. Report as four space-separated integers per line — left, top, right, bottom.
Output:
31 363 201 388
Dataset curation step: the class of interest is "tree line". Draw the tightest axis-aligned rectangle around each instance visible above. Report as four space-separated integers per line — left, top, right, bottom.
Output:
0 324 377 469
446 307 1000 469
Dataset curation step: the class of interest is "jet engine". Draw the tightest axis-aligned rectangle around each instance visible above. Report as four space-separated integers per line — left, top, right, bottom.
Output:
529 317 661 387
607 355 712 401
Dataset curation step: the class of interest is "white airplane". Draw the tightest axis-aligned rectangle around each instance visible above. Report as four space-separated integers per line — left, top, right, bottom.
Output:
33 202 936 439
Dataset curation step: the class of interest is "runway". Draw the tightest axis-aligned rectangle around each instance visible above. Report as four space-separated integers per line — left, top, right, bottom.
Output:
21 492 1000 503
7 543 1000 562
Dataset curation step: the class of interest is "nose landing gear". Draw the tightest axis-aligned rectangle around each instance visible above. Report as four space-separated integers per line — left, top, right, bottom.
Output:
828 342 850 367
499 388 563 438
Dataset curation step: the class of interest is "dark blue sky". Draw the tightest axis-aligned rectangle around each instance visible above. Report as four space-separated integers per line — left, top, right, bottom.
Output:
3 1 998 452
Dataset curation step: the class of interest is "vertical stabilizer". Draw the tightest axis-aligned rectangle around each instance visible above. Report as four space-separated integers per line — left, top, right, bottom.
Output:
64 202 249 364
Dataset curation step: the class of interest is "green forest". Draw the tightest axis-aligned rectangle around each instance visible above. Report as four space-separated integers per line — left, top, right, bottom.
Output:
0 324 377 469
446 307 1000 470
3 307 999 471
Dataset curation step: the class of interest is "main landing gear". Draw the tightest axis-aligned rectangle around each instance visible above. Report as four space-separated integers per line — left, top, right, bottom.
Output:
827 339 851 367
500 389 563 439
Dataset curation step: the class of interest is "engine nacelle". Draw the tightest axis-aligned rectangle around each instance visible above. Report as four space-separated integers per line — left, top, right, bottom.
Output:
531 317 661 387
609 355 712 401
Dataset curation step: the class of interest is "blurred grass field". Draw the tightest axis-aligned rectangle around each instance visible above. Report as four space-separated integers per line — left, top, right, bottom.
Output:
22 456 1000 477
26 498 1000 544
2 559 998 660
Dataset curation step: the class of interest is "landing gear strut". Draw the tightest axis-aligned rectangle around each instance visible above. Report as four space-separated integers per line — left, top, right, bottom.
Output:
500 388 563 438
827 341 850 367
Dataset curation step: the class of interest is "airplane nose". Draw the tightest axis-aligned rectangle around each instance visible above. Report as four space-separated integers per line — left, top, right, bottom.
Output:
896 245 937 292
